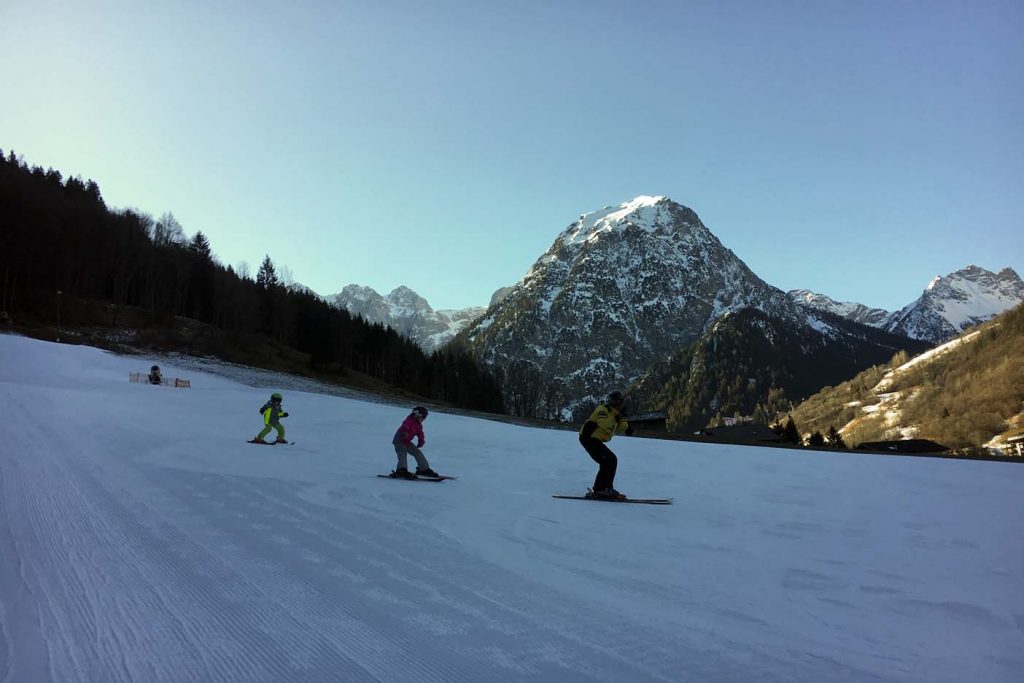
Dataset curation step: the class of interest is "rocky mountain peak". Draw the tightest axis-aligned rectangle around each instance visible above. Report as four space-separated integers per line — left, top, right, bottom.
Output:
885 265 1024 342
329 284 484 353
787 289 893 327
462 196 803 419
385 286 432 314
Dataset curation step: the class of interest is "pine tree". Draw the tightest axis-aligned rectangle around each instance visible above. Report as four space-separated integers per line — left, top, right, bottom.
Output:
256 255 279 289
807 430 825 448
188 231 213 260
826 426 847 449
782 415 800 444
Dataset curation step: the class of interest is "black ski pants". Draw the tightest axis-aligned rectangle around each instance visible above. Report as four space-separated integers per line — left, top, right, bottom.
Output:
580 436 617 492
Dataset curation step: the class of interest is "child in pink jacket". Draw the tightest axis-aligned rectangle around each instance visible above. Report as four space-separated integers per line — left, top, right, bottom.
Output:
389 406 439 478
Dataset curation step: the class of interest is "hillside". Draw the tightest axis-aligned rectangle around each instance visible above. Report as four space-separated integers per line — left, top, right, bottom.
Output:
3 333 1024 682
630 307 930 432
790 303 1024 451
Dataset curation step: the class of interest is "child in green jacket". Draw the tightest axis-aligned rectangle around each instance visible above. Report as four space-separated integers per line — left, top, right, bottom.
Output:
251 392 289 444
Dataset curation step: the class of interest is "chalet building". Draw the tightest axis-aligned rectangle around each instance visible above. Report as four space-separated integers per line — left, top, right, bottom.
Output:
697 422 788 445
628 411 668 432
1003 434 1024 458
855 439 949 454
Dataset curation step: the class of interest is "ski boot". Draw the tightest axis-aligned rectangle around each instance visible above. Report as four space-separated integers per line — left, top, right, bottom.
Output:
274 438 289 444
390 468 416 479
587 488 628 501
415 467 440 478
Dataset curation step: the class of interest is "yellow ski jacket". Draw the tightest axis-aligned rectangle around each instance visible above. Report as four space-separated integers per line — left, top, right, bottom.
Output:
579 403 631 442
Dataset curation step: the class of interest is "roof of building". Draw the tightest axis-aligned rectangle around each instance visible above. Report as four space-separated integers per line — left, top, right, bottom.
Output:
854 439 950 453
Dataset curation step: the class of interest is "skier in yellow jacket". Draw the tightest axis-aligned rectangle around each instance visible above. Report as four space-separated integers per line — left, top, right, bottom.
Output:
578 390 634 500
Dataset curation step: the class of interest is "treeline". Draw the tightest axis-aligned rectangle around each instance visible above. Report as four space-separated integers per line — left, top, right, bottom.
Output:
0 149 504 412
630 307 921 433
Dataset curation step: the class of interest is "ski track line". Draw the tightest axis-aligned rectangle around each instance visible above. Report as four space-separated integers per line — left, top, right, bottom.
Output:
56 451 421 683
181 471 786 683
146 468 600 682
3 392 380 682
134 466 666 682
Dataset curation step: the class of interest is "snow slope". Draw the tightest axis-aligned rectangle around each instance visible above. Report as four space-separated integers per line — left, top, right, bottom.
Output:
2 334 1023 682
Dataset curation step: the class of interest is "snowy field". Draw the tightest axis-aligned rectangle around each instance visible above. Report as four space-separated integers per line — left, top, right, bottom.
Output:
2 334 1023 683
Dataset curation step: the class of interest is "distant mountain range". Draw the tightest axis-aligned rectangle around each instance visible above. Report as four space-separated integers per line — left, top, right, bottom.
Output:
329 197 1023 426
328 285 488 353
789 265 1024 343
455 196 931 422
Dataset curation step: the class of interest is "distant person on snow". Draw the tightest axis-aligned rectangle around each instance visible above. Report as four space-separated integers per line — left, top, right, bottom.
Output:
579 390 634 500
389 406 439 478
252 392 289 444
148 365 163 385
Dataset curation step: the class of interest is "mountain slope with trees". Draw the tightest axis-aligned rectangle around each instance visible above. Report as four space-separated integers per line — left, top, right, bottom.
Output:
0 149 503 412
628 307 931 433
789 303 1024 452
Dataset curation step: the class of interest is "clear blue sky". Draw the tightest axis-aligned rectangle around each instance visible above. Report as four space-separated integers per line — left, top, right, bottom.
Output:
2 0 1021 311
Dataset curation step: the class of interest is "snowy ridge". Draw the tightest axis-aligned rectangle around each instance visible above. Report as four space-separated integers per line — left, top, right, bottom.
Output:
790 266 1023 344
559 195 669 247
787 289 893 327
329 285 485 352
2 334 1023 682
884 266 1024 342
875 329 986 391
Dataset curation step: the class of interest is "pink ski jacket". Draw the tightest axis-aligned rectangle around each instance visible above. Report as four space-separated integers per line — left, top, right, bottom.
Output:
393 414 425 447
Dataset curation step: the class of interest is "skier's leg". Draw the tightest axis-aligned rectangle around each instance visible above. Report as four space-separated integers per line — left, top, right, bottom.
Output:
407 445 430 470
274 424 286 442
393 443 409 470
581 438 617 491
256 425 273 441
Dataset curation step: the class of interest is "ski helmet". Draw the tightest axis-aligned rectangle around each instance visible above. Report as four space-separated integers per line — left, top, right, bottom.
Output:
151 365 160 372
413 406 428 418
271 392 283 402
607 390 625 406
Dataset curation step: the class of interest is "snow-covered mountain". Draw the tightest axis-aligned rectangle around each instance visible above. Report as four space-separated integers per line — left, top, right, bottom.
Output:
329 285 485 352
460 196 909 420
787 290 892 327
790 266 1024 344
883 266 1024 342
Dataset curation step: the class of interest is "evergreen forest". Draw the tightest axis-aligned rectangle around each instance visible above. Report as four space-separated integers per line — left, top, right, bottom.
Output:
0 150 504 413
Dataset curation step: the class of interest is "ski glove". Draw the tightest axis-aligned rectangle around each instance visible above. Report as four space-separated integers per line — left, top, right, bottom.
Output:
282 412 289 418
625 425 634 436
416 439 424 448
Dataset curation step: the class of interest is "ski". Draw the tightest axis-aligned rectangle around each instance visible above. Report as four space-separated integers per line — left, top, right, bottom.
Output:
377 474 454 482
552 494 673 505
247 440 294 445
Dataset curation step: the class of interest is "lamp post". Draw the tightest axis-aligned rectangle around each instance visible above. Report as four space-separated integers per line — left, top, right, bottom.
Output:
56 290 62 342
